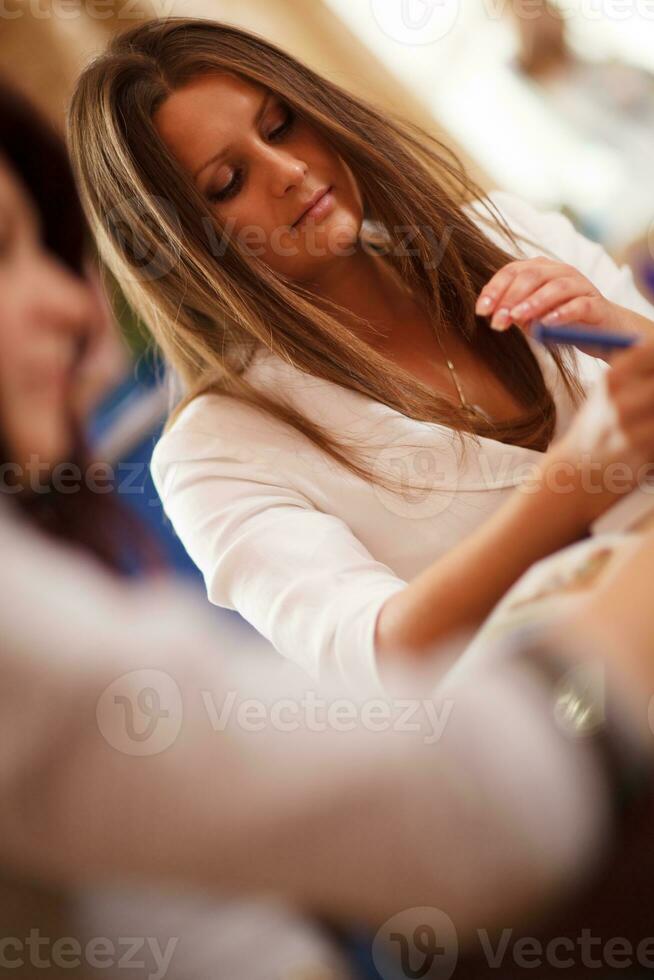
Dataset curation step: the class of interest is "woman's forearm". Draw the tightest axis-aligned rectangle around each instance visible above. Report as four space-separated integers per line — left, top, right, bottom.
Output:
375 448 594 660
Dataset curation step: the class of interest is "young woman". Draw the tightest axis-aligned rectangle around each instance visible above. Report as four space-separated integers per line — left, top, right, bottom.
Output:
68 17 654 687
0 76 157 573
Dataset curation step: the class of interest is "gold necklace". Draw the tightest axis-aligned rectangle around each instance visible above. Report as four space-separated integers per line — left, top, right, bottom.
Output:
435 332 493 424
399 284 493 423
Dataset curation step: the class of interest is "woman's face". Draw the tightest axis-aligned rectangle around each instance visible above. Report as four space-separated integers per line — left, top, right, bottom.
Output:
153 72 364 284
0 154 94 475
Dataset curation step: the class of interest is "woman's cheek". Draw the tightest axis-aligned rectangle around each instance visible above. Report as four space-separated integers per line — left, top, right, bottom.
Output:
3 369 73 472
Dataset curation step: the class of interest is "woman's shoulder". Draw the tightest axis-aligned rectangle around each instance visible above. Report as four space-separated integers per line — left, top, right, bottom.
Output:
150 394 237 489
150 358 310 479
464 188 579 260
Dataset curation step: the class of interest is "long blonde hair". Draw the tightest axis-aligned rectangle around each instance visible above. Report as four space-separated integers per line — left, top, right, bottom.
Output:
67 16 583 493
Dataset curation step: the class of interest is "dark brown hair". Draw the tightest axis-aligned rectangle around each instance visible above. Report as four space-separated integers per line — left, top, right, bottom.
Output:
68 17 584 494
0 74 161 573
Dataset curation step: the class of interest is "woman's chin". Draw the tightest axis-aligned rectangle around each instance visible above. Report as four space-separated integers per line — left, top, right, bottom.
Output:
11 433 76 489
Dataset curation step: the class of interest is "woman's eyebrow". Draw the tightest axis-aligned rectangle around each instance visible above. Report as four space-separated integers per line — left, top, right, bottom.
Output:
193 91 273 182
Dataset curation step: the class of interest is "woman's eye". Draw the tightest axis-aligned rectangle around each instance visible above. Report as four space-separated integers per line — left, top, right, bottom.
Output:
209 170 244 204
268 107 295 143
207 108 296 205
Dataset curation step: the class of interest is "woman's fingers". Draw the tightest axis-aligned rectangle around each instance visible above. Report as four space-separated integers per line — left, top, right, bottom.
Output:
475 258 563 320
487 268 555 329
476 259 584 330
511 286 601 330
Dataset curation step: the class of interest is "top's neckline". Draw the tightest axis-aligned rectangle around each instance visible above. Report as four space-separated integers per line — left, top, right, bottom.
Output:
244 334 564 450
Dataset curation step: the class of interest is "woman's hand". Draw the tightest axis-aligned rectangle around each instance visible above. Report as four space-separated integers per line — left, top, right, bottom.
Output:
544 335 654 524
475 256 652 361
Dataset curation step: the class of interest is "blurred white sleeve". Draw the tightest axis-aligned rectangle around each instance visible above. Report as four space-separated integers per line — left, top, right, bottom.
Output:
150 428 407 691
0 504 618 938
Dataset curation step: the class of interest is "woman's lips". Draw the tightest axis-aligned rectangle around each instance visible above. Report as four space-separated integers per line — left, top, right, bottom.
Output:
294 187 335 228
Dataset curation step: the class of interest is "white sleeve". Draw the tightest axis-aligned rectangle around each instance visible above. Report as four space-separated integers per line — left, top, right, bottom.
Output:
484 188 654 321
0 506 614 935
150 428 407 691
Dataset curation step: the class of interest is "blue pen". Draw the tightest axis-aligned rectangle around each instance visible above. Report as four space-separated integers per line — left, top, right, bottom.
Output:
531 322 640 350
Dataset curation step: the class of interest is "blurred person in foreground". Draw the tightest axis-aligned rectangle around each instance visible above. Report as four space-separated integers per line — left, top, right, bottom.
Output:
0 74 154 574
0 73 353 977
0 99 654 964
2 68 654 980
2 434 654 979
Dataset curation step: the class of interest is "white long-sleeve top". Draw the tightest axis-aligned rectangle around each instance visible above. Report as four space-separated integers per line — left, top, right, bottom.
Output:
0 500 619 947
150 189 654 689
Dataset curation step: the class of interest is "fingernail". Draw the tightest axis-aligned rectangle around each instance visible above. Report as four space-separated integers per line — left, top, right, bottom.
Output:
491 307 511 330
476 295 494 314
541 311 561 324
511 302 531 318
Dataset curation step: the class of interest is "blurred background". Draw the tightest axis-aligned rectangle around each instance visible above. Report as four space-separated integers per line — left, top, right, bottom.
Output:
6 0 654 651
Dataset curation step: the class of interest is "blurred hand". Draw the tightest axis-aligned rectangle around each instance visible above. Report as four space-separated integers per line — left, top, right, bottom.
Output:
543 336 654 524
560 527 654 739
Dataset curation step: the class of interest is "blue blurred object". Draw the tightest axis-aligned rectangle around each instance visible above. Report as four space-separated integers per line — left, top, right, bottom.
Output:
344 933 387 979
531 322 639 350
86 350 204 580
87 349 281 638
639 254 654 300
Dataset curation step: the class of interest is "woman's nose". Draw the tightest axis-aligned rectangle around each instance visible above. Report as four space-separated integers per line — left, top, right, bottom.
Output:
33 251 96 339
264 146 308 195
